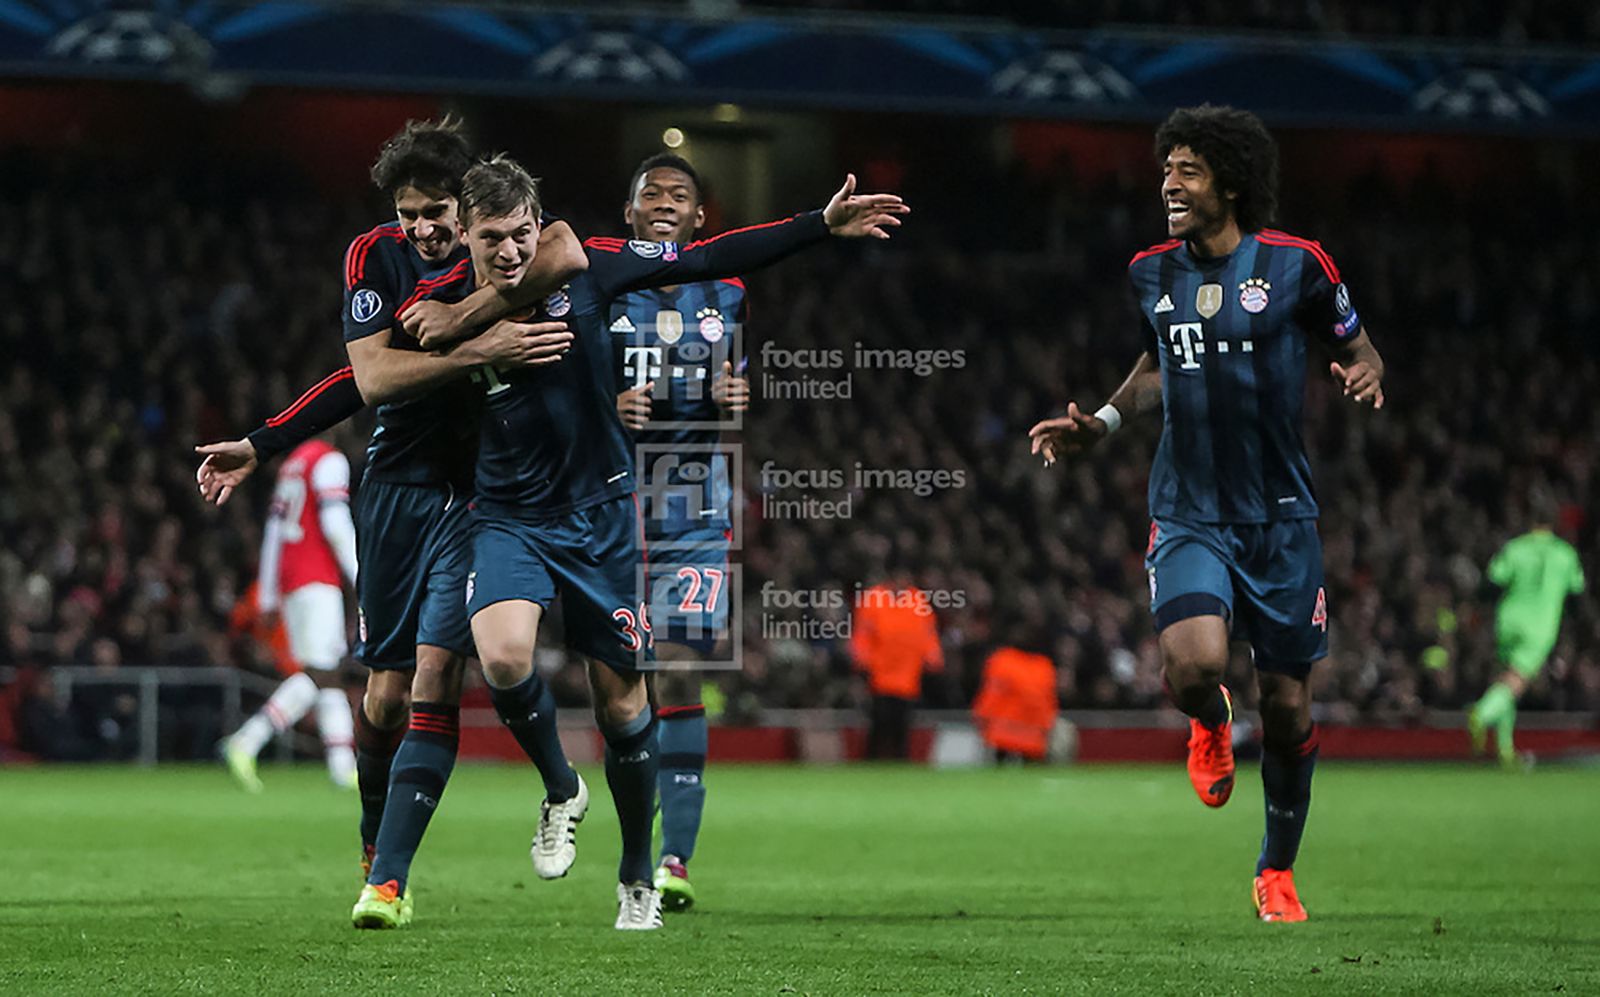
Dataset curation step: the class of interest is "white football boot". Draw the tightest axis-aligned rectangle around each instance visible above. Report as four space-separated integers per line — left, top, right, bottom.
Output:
615 881 664 931
530 771 588 879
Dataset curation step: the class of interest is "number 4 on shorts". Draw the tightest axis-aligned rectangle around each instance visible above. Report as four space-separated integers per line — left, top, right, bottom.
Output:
1311 587 1328 632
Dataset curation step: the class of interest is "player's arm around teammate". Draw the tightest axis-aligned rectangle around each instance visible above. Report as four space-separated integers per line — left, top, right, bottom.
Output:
399 220 589 348
349 210 585 404
347 313 573 405
193 219 586 499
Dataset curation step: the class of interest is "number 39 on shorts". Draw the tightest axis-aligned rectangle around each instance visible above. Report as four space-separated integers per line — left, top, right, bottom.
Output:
613 602 654 651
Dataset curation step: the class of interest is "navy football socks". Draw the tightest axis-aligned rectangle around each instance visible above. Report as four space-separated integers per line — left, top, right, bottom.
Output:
1257 725 1319 873
368 702 459 891
657 705 708 864
603 709 660 885
354 704 406 851
488 671 579 803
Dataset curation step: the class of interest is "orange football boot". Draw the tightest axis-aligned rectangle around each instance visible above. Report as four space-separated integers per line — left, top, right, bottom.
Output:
1253 868 1308 922
1186 685 1235 807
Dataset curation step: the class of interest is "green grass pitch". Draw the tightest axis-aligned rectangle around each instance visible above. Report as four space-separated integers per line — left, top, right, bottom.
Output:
3 761 1598 994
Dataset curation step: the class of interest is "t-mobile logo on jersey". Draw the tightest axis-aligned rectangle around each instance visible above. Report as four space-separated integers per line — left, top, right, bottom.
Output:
1169 322 1204 369
623 346 711 390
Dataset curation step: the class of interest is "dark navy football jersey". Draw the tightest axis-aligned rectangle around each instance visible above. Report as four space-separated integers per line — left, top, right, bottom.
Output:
1128 229 1362 524
341 222 481 490
472 211 826 516
609 278 745 536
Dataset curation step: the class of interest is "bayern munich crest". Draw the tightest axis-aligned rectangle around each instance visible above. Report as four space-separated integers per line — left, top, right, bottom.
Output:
545 288 572 318
1238 277 1271 314
697 307 725 342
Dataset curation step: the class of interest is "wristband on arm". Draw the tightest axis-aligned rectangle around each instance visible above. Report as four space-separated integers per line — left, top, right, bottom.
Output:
1094 403 1123 435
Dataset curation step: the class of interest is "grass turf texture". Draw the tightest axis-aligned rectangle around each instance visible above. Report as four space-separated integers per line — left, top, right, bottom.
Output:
2 763 1597 995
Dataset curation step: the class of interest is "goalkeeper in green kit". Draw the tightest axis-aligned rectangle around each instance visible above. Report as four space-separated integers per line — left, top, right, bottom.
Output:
1468 523 1586 766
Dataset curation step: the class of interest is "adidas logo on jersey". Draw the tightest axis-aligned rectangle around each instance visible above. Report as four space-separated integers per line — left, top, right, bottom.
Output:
610 315 636 333
1154 294 1175 314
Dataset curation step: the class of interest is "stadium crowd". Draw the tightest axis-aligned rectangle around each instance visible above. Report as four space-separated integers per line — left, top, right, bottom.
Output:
0 139 1595 757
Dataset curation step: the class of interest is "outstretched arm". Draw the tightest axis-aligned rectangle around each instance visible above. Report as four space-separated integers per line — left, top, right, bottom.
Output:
403 219 588 349
586 174 909 301
1028 350 1161 465
196 367 368 506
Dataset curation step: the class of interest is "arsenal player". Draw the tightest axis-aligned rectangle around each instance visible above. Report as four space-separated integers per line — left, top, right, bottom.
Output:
221 437 360 791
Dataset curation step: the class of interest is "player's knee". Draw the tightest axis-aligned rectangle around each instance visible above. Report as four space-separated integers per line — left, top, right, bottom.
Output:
479 648 533 689
363 687 409 729
414 650 465 702
1158 616 1229 693
1162 652 1226 698
1259 680 1311 741
594 677 648 729
476 632 534 688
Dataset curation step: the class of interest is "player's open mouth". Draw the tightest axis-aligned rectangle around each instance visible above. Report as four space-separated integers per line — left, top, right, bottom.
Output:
1166 203 1190 223
650 219 676 234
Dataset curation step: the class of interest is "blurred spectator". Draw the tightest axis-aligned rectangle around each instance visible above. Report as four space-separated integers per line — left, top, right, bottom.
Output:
73 637 139 760
17 670 97 761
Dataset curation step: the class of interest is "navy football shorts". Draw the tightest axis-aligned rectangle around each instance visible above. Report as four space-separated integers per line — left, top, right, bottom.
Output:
468 494 655 674
1145 516 1328 676
353 479 476 670
643 524 732 656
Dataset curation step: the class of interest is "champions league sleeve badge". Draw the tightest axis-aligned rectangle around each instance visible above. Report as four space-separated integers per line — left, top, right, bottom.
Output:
351 288 382 323
1332 282 1360 337
1238 277 1271 314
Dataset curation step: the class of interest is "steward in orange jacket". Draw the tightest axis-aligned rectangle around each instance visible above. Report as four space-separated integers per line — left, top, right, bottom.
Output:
972 646 1058 760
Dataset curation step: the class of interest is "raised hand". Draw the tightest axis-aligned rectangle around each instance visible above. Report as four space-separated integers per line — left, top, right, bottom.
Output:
1027 402 1109 466
617 382 655 431
712 360 750 414
823 173 910 240
1330 361 1384 409
194 438 259 506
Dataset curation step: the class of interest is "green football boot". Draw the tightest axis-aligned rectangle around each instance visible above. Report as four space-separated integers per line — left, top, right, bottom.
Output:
653 855 696 912
223 740 263 794
351 881 412 929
